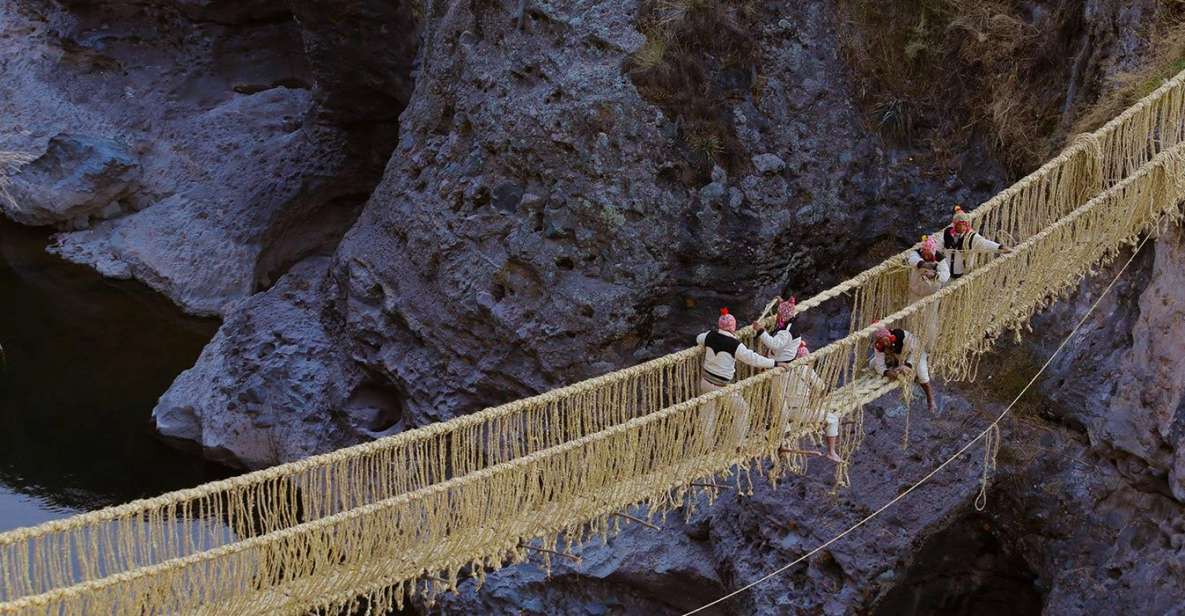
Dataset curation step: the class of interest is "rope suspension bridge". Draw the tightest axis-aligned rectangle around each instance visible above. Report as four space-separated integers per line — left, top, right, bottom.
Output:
2 70 1184 615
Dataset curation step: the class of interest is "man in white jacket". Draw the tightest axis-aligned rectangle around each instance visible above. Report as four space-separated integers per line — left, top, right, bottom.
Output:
906 235 950 345
941 206 1009 279
872 325 936 413
772 340 843 463
758 296 799 364
757 297 836 462
696 307 775 447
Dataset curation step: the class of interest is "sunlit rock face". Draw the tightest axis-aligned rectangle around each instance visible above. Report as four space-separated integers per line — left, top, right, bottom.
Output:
3 133 141 227
0 0 416 316
1104 226 1185 501
1029 223 1185 503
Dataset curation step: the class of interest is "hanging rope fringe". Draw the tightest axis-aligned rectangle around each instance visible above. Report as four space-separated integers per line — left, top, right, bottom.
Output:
975 423 1002 512
0 69 1184 616
894 368 916 450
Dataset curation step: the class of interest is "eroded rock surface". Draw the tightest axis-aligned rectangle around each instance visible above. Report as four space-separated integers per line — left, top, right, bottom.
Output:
3 133 141 227
0 0 417 315
330 0 1005 429
153 258 403 468
990 428 1185 615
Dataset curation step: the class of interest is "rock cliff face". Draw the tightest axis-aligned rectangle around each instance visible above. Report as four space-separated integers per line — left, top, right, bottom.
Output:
0 0 418 316
1022 223 1185 502
3 0 1185 613
331 0 1006 430
152 258 402 467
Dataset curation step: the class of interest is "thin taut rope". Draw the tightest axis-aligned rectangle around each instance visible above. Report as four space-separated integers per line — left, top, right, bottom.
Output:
682 230 1155 616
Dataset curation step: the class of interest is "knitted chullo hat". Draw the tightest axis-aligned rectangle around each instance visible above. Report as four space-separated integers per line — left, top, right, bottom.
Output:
952 205 972 226
776 296 797 329
718 307 737 332
920 234 938 255
872 321 896 343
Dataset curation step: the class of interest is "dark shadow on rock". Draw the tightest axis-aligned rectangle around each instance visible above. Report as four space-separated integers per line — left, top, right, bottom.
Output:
872 510 1043 616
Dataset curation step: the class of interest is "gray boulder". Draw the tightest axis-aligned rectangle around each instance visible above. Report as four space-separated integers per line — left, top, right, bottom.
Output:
3 133 141 227
751 153 786 175
153 258 402 469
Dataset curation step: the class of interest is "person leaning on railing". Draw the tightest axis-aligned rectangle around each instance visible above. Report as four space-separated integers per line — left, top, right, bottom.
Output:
907 235 950 345
778 340 842 463
753 298 842 464
871 325 937 413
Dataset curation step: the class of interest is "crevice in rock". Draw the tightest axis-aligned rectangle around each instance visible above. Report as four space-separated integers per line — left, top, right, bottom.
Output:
253 191 373 293
339 379 407 436
873 509 1044 616
232 77 313 94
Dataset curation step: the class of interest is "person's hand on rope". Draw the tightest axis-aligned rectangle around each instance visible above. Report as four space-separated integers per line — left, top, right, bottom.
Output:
751 321 765 333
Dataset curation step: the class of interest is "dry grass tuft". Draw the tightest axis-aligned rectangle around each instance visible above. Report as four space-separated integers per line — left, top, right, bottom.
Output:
837 0 1089 172
633 33 669 71
627 0 761 183
0 151 35 212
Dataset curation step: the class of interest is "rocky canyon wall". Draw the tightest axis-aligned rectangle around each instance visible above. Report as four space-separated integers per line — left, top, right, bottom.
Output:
2 0 1184 613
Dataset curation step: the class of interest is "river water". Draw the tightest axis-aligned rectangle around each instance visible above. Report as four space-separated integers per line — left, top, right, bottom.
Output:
0 220 230 532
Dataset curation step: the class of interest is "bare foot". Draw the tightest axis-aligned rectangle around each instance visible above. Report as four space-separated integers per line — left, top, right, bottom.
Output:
825 451 843 463
928 401 938 414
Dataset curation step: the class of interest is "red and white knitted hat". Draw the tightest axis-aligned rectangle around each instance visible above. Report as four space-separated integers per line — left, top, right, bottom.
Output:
776 296 797 328
718 307 737 332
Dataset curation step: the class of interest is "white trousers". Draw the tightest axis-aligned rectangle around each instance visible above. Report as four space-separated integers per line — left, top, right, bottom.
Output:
770 371 839 439
699 378 750 447
909 292 942 349
912 351 931 385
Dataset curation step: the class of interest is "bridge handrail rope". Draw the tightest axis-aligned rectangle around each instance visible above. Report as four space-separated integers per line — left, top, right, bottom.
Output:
0 67 1183 608
3 125 1182 615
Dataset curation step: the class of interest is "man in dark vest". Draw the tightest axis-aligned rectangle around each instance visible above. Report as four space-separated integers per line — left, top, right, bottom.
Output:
942 206 1010 279
696 307 775 447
